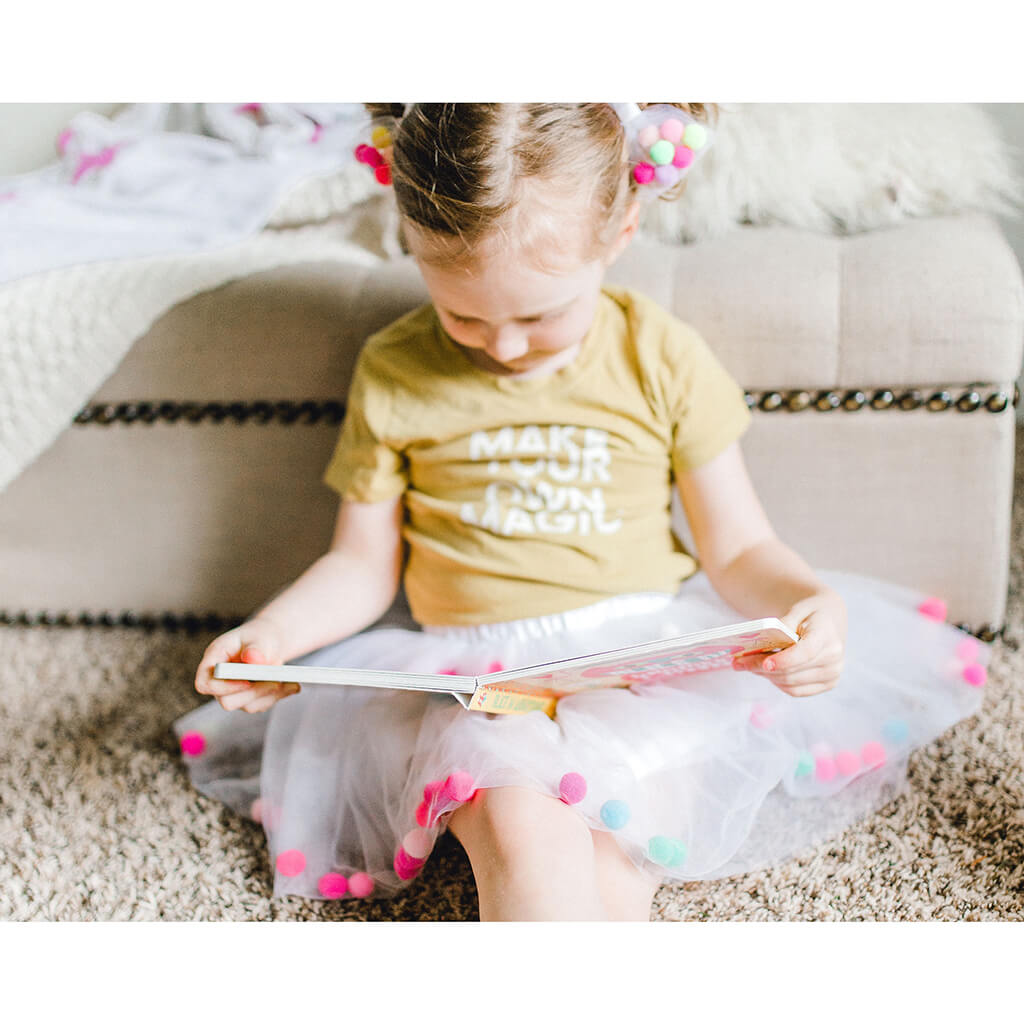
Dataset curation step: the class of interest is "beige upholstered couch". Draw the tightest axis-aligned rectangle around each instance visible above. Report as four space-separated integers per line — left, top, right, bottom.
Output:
1 212 1021 639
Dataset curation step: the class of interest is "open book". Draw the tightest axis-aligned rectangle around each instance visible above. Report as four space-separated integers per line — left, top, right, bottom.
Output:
214 618 798 716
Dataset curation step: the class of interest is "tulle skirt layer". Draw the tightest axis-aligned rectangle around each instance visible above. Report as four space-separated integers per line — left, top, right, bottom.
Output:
174 571 987 901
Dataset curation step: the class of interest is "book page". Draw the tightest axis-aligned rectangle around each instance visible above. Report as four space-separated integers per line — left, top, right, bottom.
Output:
474 622 797 700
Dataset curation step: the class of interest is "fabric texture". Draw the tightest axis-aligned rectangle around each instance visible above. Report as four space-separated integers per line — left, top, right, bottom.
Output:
174 570 987 902
323 289 752 625
639 103 1021 244
0 103 371 285
0 103 381 496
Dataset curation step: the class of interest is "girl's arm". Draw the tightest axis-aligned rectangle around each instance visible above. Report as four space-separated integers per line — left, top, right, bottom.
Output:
195 496 404 712
676 442 846 697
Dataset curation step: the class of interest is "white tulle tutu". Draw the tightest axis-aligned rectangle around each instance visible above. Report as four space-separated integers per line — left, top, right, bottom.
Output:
174 571 987 901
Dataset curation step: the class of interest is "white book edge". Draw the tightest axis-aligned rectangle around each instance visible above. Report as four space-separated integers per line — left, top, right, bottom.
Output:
212 616 796 695
213 663 478 694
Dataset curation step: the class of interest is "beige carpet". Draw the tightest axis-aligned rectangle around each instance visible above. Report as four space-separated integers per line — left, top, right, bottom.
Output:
3 443 1024 922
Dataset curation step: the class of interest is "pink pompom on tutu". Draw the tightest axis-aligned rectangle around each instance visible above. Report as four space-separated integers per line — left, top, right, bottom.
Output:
402 828 435 860
347 873 375 899
955 637 981 661
963 663 987 687
394 847 426 881
179 731 206 757
917 597 948 621
275 849 306 877
861 741 886 768
558 772 587 805
442 772 476 803
318 873 349 899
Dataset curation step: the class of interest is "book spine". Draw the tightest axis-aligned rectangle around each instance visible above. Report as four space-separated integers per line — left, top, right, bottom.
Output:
468 686 557 717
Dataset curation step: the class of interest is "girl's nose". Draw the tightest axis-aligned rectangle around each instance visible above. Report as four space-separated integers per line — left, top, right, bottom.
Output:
486 326 529 362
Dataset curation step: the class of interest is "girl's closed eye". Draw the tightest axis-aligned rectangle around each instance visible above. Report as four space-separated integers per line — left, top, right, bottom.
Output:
448 311 561 326
521 309 565 324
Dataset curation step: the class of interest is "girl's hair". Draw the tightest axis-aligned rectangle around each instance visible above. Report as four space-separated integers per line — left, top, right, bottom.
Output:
365 102 714 266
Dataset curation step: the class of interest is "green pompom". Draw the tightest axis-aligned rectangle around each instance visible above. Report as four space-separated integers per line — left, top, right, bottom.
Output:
795 751 815 777
683 123 707 150
648 835 687 867
648 139 675 165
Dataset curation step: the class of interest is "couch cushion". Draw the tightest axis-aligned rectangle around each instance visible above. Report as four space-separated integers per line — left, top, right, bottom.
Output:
0 407 1012 630
92 214 1023 406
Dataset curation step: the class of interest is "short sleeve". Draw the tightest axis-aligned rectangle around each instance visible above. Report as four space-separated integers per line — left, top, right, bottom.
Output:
322 350 408 502
667 325 751 476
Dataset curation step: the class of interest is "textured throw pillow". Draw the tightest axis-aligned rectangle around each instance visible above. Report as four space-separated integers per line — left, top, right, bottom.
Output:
639 103 1022 243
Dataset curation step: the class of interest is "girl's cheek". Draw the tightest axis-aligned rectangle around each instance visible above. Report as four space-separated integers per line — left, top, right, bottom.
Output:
445 321 479 347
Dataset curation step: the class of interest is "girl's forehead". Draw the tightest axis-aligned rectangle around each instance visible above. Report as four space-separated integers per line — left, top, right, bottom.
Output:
418 249 603 318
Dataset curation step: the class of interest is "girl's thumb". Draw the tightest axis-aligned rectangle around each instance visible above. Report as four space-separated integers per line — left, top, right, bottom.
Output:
241 645 269 665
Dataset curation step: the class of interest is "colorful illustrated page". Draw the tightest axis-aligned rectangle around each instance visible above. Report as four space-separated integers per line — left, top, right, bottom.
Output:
479 627 793 700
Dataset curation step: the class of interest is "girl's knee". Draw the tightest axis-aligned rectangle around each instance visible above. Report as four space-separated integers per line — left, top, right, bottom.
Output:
449 785 592 861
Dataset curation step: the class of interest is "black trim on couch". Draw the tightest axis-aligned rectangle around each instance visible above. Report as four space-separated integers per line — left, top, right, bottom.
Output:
70 386 1019 427
745 385 1018 414
0 609 244 633
73 400 347 426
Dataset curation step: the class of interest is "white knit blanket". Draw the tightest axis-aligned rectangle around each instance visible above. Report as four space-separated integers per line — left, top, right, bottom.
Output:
2 102 1017 494
0 104 388 493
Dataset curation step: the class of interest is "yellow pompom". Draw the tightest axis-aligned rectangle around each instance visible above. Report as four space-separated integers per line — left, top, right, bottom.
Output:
682 123 707 150
371 125 393 149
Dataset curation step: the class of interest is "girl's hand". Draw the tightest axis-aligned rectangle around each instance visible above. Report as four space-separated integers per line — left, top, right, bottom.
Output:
732 590 847 697
194 617 301 713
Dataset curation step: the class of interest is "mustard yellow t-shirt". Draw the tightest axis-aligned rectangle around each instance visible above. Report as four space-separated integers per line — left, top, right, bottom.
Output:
324 287 751 626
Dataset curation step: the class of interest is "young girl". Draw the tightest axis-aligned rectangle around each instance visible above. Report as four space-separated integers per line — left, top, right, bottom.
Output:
175 103 986 921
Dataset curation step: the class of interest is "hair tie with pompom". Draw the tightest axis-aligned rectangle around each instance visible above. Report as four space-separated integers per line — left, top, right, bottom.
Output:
611 103 713 198
354 117 398 186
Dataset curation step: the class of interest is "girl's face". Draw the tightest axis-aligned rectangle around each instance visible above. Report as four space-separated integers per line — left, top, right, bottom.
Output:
405 203 639 378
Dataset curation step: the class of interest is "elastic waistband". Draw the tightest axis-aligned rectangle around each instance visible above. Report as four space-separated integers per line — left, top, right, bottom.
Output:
423 591 675 644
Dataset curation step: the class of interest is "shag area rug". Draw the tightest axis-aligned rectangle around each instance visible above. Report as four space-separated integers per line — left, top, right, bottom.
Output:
3 439 1023 922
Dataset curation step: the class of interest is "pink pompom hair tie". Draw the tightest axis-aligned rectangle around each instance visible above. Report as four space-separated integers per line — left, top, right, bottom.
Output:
355 117 398 186
611 103 713 199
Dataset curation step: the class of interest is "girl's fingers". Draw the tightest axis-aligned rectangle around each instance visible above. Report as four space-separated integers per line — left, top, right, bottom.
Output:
763 620 829 673
243 691 293 713
771 665 843 693
203 678 254 698
734 633 841 676
219 681 300 713
219 680 283 711
242 685 301 713
196 655 253 696
776 681 835 698
755 661 843 688
195 636 279 696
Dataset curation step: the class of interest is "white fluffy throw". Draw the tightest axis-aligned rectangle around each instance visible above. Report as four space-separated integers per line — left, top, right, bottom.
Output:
640 103 1021 242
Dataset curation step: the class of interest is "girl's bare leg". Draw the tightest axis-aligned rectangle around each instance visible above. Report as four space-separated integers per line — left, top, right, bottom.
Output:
448 786 608 921
590 828 661 921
